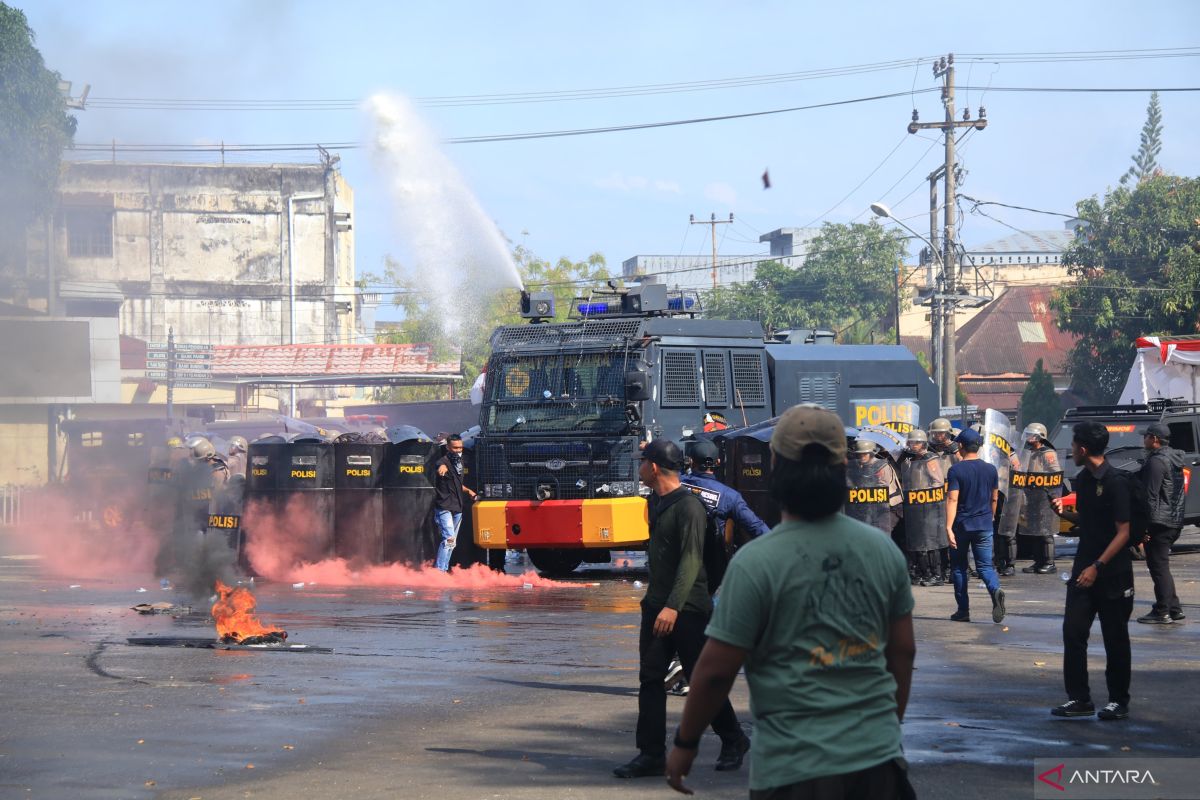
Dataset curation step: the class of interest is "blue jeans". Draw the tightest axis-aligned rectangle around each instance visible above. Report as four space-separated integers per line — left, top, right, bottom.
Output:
951 526 1001 614
434 509 462 572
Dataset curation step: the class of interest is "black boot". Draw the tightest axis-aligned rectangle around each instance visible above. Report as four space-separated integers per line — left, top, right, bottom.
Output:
614 753 666 779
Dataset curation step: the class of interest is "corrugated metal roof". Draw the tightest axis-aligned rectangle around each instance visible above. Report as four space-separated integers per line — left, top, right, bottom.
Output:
955 286 1077 377
211 343 461 378
965 230 1074 255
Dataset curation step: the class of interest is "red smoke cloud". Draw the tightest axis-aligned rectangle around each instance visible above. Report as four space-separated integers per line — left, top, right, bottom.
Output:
281 560 569 589
10 486 159 579
243 498 572 589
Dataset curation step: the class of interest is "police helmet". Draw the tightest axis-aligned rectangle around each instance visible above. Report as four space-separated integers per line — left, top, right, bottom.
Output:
166 436 183 449
906 429 929 445
1022 423 1049 443
929 418 953 434
228 435 248 454
689 440 720 469
185 434 215 459
852 438 876 455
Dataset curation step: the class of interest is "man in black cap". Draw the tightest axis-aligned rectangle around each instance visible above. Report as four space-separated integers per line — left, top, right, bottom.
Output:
1137 422 1186 624
613 439 749 780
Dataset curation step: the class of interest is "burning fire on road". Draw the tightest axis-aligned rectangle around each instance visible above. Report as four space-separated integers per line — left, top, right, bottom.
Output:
211 580 286 645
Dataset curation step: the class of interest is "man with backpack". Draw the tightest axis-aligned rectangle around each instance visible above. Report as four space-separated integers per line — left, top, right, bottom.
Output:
1136 422 1187 624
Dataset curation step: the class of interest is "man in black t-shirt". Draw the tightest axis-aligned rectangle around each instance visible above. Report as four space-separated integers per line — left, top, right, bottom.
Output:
1050 421 1134 721
432 434 476 572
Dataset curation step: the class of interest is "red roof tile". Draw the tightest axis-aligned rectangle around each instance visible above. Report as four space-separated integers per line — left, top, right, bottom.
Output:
955 286 1078 377
211 343 460 378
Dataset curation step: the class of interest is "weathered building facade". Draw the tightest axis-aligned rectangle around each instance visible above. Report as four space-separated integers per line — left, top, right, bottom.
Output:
19 161 357 348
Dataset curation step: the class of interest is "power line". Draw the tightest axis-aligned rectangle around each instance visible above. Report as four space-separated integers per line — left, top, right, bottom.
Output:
71 85 1200 152
83 47 1200 111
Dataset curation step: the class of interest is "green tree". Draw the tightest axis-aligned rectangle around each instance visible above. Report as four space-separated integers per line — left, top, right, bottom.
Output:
371 249 611 401
0 3 77 277
1051 175 1200 403
1120 91 1162 186
1018 358 1062 431
704 221 907 342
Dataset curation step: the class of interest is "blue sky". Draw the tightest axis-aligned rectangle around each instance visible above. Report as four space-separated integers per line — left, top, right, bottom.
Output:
19 1 1200 318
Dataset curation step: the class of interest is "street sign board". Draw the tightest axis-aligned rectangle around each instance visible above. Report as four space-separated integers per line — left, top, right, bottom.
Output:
175 381 212 389
173 352 214 361
172 370 215 379
145 360 168 368
147 343 213 352
146 370 168 379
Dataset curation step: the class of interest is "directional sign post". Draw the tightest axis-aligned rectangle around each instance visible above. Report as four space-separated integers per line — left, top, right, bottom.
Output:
145 333 217 410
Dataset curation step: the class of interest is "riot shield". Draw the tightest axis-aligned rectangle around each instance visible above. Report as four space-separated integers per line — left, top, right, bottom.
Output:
980 410 1017 495
901 455 948 551
1004 448 1063 540
856 425 906 462
846 457 894 534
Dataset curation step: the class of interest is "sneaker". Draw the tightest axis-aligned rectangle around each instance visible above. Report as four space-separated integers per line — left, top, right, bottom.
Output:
1034 564 1057 575
1137 612 1174 625
664 659 684 688
950 610 971 622
1000 565 1016 577
714 734 750 771
1051 699 1095 717
1169 611 1186 622
1021 563 1042 574
992 588 1007 624
1098 702 1129 721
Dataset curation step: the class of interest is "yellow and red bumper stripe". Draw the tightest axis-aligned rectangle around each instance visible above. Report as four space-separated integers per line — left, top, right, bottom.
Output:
474 497 648 549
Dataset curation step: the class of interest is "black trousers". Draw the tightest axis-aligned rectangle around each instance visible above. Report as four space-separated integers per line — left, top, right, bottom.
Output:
1063 572 1133 706
749 757 911 800
1024 535 1055 566
636 606 741 758
1145 524 1182 616
993 534 1016 569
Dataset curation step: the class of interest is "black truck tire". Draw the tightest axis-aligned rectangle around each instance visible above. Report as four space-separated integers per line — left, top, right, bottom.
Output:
527 548 584 577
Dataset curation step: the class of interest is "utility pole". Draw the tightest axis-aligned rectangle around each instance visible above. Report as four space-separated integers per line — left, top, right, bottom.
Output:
166 326 175 420
907 53 987 408
691 213 734 290
927 166 944 398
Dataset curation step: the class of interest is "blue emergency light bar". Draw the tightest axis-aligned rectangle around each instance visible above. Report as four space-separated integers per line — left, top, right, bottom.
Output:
576 302 612 315
667 296 695 311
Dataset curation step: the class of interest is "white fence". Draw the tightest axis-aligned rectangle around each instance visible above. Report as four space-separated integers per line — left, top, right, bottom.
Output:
0 485 26 527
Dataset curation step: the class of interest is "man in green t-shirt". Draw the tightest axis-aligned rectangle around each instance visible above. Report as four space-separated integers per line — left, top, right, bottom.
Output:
666 405 916 798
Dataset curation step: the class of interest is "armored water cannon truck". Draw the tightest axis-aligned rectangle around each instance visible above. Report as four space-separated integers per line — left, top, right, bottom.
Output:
472 284 938 575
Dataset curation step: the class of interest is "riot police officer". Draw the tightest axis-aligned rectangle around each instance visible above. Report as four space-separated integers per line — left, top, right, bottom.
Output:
225 435 248 481
929 418 961 581
846 438 902 536
681 440 769 590
901 429 949 586
1004 423 1062 574
929 418 962 466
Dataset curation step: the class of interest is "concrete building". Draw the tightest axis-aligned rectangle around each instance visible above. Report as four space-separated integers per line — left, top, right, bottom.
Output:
16 161 358 348
0 161 372 490
623 227 819 292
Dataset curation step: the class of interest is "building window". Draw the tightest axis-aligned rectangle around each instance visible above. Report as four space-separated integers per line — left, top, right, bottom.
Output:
66 209 114 258
82 432 102 447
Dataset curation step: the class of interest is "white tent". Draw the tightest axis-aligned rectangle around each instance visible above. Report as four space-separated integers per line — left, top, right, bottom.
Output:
1118 336 1200 404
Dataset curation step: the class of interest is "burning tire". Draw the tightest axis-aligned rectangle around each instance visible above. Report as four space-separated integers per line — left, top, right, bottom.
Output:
527 548 584 577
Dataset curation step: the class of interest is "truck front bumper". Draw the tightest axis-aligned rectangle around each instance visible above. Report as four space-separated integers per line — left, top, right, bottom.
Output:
473 497 648 549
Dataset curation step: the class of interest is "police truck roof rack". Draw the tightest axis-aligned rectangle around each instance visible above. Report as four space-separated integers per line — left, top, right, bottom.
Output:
567 284 702 320
1064 403 1157 418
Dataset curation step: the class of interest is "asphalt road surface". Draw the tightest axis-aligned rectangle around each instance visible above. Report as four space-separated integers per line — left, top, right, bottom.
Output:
1 530 1198 800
